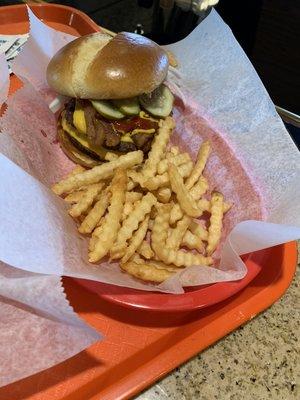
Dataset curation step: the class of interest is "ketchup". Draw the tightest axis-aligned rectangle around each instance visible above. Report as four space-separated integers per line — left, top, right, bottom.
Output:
113 116 158 133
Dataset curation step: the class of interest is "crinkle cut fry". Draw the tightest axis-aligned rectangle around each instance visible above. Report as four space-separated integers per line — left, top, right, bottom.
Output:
121 201 135 222
168 163 201 218
66 165 85 178
79 190 110 234
69 182 104 218
64 190 85 204
156 187 171 203
110 192 157 259
157 152 191 174
189 220 208 241
143 161 193 191
52 150 143 195
142 116 175 179
190 176 209 200
181 230 204 252
121 215 150 263
166 215 191 251
169 191 231 226
137 240 154 259
185 140 211 190
207 192 224 256
120 261 174 283
152 205 212 267
125 191 143 202
89 168 127 262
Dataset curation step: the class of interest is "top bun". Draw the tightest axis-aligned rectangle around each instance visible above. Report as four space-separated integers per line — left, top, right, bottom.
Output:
46 32 169 99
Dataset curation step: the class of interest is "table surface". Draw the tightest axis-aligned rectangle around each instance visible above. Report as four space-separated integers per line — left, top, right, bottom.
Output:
136 243 300 400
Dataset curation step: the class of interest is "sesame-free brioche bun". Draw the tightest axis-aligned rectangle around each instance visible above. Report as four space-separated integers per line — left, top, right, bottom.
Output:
46 32 169 100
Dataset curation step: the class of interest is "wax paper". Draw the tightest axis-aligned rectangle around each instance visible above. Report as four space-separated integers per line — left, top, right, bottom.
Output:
0 58 101 389
0 5 300 386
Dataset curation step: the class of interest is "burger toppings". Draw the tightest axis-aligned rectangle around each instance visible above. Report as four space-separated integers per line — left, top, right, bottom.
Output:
63 84 174 159
104 128 121 148
113 114 158 133
82 102 107 147
112 97 141 116
139 85 174 118
132 132 154 153
91 99 125 120
61 84 174 161
118 141 137 153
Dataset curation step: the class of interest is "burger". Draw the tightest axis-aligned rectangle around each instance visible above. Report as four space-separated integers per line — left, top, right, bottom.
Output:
46 31 174 167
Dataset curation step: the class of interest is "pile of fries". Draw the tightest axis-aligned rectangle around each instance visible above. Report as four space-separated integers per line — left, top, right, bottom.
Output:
52 116 231 283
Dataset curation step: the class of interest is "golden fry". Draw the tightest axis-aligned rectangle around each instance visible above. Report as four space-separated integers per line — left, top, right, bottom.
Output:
129 253 144 264
169 204 183 225
169 176 208 224
79 190 110 234
89 169 127 262
64 190 85 204
157 153 191 174
168 198 208 223
125 191 143 203
127 170 145 187
121 201 134 222
142 116 175 178
206 192 224 256
127 177 138 191
170 146 179 155
185 141 211 190
121 216 150 263
197 199 232 214
89 224 104 252
120 261 174 283
166 215 191 251
137 240 154 259
110 192 157 259
189 220 209 241
168 164 201 218
169 187 230 226
66 165 85 178
189 176 208 200
122 199 141 221
161 249 212 267
52 150 143 195
182 230 204 252
104 152 118 161
144 161 193 191
152 205 212 267
141 259 179 272
156 187 172 203
69 182 104 218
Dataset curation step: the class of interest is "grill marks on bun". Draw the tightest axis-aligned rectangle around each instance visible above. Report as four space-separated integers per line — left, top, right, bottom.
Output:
47 32 169 100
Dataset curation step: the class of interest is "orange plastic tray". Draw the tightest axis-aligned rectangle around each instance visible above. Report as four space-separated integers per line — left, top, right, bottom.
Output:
0 4 297 400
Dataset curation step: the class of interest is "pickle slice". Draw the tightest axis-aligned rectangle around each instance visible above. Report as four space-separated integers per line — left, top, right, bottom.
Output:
91 100 125 119
139 85 174 118
113 97 140 116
